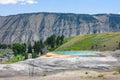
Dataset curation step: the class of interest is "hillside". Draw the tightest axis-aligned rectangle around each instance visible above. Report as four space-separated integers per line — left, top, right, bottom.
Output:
56 32 120 51
0 13 120 44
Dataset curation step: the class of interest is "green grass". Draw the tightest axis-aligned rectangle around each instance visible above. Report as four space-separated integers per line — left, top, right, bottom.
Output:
6 55 23 63
56 32 120 51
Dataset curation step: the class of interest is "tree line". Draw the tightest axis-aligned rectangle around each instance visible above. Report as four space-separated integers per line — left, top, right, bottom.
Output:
0 44 12 49
6 34 64 59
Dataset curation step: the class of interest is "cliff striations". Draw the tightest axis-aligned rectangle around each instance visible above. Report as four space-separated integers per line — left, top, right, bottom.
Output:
0 13 120 44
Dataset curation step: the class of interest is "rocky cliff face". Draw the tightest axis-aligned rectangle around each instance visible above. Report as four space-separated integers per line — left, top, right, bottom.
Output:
0 13 120 44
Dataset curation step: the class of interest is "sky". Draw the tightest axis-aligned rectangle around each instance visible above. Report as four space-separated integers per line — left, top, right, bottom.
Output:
0 0 120 16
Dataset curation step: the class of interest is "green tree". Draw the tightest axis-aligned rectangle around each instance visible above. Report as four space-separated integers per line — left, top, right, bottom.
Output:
56 36 60 46
12 43 26 56
0 44 7 49
33 40 44 54
44 34 65 51
24 52 28 59
50 34 56 48
60 35 64 45
45 34 56 48
28 43 32 53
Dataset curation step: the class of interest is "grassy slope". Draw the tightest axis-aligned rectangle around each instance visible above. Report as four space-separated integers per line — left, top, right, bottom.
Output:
56 32 120 51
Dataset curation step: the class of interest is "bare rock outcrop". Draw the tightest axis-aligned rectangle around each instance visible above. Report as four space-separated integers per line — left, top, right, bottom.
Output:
0 13 120 44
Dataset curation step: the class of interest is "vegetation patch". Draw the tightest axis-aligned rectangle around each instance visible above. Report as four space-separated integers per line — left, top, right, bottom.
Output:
98 74 105 78
56 32 120 51
116 68 120 74
7 55 23 63
85 72 88 74
0 34 65 63
0 49 12 57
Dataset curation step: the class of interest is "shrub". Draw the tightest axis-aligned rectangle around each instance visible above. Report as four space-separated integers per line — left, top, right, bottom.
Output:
7 55 23 63
85 72 88 74
42 74 47 77
103 45 106 47
32 53 37 58
112 72 118 75
23 52 28 59
98 74 104 78
116 68 120 74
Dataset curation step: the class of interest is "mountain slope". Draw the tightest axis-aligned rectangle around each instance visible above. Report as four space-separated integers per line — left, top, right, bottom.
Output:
0 13 120 44
56 32 120 51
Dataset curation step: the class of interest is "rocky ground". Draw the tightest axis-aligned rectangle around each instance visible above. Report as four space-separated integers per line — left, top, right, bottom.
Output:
0 50 120 80
0 70 120 80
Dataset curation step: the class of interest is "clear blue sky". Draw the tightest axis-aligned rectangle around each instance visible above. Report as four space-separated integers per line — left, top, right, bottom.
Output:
0 0 120 16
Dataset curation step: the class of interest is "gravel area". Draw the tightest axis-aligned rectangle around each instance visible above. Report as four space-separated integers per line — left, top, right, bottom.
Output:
0 70 120 80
